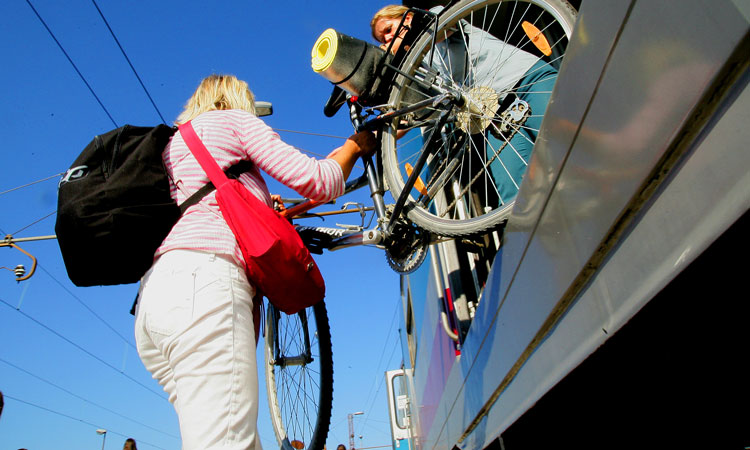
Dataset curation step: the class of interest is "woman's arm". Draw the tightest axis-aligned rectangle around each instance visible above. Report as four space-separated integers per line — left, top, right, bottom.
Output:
326 131 377 180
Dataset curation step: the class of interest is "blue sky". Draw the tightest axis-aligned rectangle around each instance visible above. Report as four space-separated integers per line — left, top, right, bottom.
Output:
0 1 404 449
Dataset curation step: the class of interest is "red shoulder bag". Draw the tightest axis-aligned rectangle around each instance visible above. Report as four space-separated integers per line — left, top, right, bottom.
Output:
179 121 325 314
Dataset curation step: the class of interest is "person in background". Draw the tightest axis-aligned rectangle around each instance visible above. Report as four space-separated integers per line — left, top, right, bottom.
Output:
123 437 137 450
337 445 347 450
134 74 376 449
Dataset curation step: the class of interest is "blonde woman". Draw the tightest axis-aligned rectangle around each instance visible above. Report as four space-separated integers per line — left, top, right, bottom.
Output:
370 5 412 53
134 74 375 449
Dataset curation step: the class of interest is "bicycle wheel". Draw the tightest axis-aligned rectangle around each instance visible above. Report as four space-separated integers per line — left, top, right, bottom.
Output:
265 301 333 450
381 0 577 236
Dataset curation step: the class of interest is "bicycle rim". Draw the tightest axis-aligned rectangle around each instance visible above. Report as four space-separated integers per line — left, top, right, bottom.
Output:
265 302 333 450
381 0 577 236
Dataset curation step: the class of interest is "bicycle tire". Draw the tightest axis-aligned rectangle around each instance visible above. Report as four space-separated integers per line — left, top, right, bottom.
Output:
381 0 577 236
265 301 333 450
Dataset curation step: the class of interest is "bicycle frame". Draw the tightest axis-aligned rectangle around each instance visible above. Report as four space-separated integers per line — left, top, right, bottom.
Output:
283 88 462 249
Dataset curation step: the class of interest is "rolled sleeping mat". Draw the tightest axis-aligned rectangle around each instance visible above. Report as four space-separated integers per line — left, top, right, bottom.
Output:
311 28 386 98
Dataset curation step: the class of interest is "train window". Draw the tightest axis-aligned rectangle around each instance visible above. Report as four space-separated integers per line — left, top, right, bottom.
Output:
391 372 410 429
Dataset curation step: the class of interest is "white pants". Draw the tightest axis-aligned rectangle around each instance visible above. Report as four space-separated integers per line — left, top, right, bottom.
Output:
135 249 262 450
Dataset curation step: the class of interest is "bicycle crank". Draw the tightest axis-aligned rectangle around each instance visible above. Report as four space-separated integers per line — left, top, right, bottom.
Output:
384 220 430 274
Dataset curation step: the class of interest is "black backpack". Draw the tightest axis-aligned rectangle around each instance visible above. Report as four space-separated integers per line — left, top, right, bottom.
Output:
55 124 248 287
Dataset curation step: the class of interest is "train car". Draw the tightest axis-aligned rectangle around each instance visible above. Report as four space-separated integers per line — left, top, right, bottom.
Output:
384 1 749 449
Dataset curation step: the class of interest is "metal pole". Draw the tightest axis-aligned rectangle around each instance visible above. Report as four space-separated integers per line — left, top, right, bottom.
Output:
348 413 355 450
96 429 107 450
348 411 363 450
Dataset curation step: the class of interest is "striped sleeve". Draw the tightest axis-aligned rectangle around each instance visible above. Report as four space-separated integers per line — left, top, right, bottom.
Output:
234 111 345 202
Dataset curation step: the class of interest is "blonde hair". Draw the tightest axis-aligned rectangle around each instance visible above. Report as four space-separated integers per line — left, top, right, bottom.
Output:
370 5 409 40
176 74 256 124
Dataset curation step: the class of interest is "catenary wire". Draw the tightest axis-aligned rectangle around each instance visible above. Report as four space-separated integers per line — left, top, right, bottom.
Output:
356 299 400 431
1 127 360 235
0 357 179 439
2 394 168 450
25 0 118 128
358 333 401 441
13 2 373 431
327 299 400 445
13 3 395 447
272 129 366 170
0 295 167 400
36 263 137 349
272 128 347 140
0 172 64 197
10 210 56 236
90 0 167 124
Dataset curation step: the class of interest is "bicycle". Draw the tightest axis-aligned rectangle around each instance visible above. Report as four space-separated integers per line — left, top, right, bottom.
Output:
264 1 576 449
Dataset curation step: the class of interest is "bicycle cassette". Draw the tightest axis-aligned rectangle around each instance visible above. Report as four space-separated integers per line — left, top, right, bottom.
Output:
457 85 499 135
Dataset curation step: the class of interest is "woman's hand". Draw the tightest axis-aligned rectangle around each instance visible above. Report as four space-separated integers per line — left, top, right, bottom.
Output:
270 194 286 213
347 130 377 158
327 130 378 180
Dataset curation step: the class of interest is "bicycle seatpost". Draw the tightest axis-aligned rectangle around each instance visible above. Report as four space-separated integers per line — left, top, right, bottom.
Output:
348 97 388 231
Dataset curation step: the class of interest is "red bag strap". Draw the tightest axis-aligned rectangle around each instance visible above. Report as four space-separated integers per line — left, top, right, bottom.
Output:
178 121 230 188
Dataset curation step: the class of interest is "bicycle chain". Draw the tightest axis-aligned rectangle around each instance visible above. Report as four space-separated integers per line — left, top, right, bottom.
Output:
383 206 430 274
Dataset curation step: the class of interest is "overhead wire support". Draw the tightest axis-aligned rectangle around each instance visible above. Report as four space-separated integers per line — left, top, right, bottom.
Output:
1 234 55 281
1 233 138 349
25 0 118 128
90 0 167 124
0 230 141 353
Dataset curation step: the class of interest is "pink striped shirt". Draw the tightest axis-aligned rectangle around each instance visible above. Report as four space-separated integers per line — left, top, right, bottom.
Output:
156 109 345 267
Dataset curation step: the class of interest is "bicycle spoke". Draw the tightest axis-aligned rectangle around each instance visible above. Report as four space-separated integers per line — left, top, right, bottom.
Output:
266 302 332 450
381 0 576 236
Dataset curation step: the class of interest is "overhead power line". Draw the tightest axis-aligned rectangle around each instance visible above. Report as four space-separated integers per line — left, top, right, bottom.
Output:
25 0 118 128
11 210 56 236
90 0 167 124
0 357 179 439
0 295 166 400
272 128 348 140
357 299 401 435
2 393 169 450
37 263 137 351
0 232 137 353
0 172 64 197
